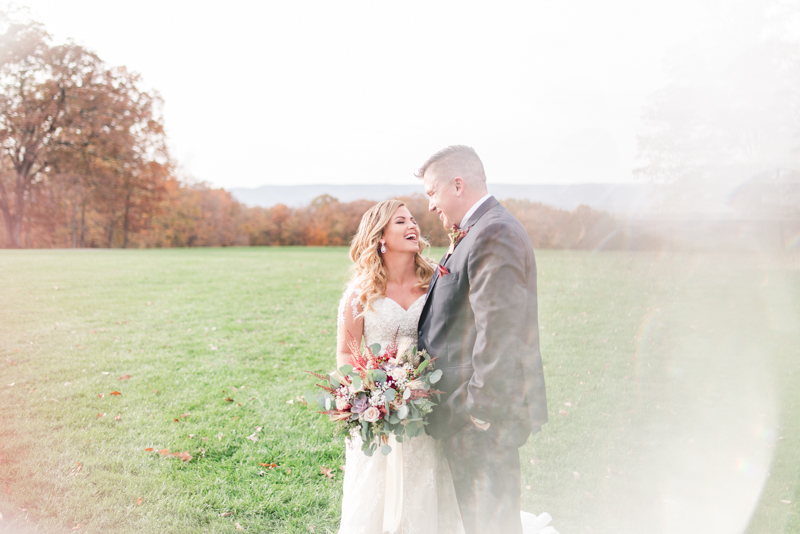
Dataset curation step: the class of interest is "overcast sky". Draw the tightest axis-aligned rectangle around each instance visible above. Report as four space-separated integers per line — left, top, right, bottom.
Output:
14 0 746 188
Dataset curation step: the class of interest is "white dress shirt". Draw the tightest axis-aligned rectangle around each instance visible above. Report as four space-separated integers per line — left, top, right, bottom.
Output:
460 193 492 228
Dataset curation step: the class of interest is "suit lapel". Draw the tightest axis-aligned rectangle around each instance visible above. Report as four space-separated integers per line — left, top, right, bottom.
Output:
420 250 448 321
420 196 499 323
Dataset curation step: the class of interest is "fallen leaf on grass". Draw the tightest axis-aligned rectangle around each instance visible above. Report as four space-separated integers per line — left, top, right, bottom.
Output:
159 449 169 455
246 433 258 442
68 462 82 476
97 413 105 418
559 410 568 417
172 451 192 462
136 498 142 506
224 397 234 403
573 472 581 480
110 391 121 396
71 524 81 530
259 463 278 469
118 375 131 381
220 512 232 517
144 448 154 452
781 500 792 504
180 413 190 418
97 394 104 398
320 466 335 479
114 414 121 421
235 522 244 531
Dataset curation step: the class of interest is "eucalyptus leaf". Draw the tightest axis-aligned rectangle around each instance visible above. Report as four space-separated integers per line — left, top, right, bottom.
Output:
389 414 400 425
364 446 374 457
330 375 341 388
403 388 412 400
429 369 443 384
304 390 318 404
384 388 396 401
351 375 362 390
395 434 404 443
397 405 409 420
381 444 392 456
417 359 429 374
339 364 353 375
406 421 419 437
371 370 387 383
370 343 382 355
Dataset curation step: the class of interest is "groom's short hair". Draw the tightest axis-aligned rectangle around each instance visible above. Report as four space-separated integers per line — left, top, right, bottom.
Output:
415 145 487 187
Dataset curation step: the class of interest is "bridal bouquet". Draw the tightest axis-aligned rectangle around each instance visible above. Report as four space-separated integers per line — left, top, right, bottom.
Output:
305 336 442 456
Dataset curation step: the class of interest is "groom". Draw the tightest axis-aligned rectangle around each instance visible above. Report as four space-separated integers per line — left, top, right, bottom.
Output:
416 145 548 534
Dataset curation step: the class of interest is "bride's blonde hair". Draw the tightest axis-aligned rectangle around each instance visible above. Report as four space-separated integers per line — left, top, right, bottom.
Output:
348 199 434 317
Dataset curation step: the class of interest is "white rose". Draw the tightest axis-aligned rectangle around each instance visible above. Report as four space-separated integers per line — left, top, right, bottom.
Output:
390 367 408 381
363 406 381 423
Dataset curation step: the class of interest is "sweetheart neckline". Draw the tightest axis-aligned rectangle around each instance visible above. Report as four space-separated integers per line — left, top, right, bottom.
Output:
382 294 426 312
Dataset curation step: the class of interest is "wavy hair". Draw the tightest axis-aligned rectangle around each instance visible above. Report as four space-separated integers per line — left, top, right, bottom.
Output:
348 199 434 317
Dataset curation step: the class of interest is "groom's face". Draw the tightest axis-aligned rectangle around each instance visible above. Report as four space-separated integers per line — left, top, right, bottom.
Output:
423 171 459 229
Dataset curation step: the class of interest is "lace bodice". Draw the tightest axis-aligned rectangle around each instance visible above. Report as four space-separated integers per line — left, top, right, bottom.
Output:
337 285 425 351
363 296 425 349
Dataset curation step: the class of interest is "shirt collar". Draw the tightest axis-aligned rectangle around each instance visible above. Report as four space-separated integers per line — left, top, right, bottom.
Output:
460 193 492 228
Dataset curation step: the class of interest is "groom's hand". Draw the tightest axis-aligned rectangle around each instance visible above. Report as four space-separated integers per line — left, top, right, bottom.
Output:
470 415 490 431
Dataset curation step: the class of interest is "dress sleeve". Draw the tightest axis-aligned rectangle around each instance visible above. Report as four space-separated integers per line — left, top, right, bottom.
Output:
336 285 364 368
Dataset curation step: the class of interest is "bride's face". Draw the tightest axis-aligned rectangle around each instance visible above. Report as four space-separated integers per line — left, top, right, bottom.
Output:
381 206 420 255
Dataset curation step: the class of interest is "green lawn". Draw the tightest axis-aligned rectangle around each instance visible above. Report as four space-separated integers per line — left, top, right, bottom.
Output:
0 248 798 534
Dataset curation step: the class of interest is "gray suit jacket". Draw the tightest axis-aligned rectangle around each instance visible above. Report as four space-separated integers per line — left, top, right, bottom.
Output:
418 196 548 441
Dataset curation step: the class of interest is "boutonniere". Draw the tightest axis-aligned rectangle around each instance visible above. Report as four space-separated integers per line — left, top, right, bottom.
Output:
447 224 471 255
437 264 450 277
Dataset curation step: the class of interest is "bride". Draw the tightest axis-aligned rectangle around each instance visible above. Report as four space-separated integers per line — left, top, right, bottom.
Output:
336 199 464 534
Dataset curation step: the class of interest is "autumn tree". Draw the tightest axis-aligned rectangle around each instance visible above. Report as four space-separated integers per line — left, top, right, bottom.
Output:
0 11 170 248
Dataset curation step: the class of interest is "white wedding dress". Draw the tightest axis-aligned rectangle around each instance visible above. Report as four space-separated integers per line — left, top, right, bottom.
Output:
338 291 464 534
336 288 559 534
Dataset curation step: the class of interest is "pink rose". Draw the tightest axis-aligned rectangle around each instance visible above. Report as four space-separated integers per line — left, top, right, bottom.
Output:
363 406 381 423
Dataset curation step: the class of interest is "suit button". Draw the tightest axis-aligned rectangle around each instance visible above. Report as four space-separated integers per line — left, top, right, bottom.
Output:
418 330 422 336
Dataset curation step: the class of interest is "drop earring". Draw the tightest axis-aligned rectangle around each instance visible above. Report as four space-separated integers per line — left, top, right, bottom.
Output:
380 240 386 254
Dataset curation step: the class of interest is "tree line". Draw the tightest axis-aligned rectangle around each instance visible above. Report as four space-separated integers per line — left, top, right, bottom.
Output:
0 175 623 250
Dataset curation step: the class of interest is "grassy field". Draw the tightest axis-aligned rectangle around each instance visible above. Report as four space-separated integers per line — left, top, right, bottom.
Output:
0 247 798 534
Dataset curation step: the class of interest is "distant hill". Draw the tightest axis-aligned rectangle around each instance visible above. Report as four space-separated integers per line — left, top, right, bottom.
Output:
230 183 657 216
